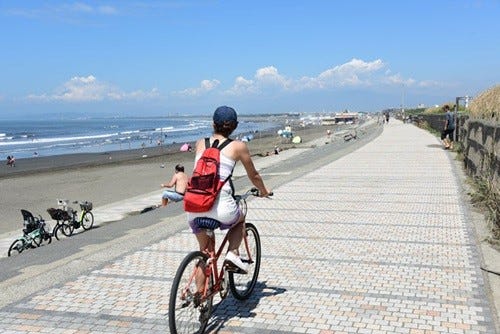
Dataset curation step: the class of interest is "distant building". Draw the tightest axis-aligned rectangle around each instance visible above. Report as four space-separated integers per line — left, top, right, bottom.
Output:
321 112 359 125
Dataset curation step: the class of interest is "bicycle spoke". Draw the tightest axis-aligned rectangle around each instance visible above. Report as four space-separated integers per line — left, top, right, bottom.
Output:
229 223 261 300
81 211 94 230
169 251 213 334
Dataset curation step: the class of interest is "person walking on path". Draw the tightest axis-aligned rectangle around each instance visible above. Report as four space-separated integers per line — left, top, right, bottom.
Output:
441 104 455 149
159 164 188 207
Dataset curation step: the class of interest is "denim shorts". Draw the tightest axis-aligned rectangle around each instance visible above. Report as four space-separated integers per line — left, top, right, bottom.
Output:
162 190 184 202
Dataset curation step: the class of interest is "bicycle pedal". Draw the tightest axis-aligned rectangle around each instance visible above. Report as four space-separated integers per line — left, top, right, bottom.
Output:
224 263 247 274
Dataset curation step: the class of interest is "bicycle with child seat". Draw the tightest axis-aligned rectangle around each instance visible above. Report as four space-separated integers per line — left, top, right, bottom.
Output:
169 188 271 334
8 210 52 257
47 200 94 239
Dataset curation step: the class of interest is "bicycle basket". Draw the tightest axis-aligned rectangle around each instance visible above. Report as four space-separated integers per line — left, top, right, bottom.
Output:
80 201 93 211
47 208 71 221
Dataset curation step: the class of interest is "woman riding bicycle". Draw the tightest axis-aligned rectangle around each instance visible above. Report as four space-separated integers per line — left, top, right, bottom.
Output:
186 106 271 273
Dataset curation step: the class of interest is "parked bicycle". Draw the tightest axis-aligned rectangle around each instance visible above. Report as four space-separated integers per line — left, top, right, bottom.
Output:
8 209 52 257
169 188 271 334
47 199 94 239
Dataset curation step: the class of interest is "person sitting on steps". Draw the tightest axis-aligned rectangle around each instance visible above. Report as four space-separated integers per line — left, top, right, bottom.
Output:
159 164 188 207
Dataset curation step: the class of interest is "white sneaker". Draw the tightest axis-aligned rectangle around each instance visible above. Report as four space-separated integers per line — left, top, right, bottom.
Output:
224 251 248 274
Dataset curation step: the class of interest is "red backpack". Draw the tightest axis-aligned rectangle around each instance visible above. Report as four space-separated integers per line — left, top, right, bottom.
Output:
184 138 233 213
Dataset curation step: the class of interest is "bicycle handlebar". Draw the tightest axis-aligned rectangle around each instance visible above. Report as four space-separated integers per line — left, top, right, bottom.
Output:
237 187 274 200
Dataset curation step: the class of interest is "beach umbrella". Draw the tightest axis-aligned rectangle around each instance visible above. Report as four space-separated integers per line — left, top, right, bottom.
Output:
292 136 302 144
180 143 190 152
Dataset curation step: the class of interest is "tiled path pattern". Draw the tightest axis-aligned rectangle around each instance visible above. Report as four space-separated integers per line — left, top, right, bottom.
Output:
0 121 496 333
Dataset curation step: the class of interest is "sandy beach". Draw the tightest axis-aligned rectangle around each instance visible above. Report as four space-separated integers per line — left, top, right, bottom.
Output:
0 123 351 235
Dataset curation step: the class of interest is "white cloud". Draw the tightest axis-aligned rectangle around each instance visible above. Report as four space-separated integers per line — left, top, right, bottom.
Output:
26 75 160 102
4 2 118 20
173 79 220 97
65 2 93 13
255 66 289 86
222 58 440 96
417 80 443 88
314 58 385 87
381 73 416 86
224 76 256 96
222 58 388 95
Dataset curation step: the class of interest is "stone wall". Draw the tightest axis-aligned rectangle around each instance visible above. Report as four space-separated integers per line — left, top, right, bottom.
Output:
463 119 500 185
416 114 499 186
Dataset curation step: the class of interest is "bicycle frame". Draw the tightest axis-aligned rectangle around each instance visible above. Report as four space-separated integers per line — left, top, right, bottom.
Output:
201 230 230 299
21 230 39 246
69 207 88 227
78 209 86 223
190 220 256 302
170 188 267 334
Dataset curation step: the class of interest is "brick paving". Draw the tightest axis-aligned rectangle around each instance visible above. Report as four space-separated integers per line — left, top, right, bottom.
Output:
0 120 497 333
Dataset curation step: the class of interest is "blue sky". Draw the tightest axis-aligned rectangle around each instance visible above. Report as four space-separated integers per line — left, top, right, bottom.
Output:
0 0 499 119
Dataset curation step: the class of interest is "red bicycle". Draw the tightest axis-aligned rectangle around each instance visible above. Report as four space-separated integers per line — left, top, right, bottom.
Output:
169 188 269 334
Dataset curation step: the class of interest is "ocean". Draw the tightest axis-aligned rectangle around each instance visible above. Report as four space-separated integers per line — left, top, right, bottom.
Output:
0 116 281 159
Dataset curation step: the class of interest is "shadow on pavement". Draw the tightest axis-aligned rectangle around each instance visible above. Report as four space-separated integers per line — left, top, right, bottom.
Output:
206 281 287 332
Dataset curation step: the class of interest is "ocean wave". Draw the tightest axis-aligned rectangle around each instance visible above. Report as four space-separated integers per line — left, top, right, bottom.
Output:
0 133 118 146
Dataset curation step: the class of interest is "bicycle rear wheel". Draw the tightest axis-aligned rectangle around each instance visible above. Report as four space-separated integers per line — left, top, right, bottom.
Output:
229 223 261 300
42 230 52 245
81 211 94 230
169 251 213 334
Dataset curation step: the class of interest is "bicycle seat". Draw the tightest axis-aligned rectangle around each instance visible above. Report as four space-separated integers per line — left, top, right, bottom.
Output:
194 217 221 230
21 209 36 224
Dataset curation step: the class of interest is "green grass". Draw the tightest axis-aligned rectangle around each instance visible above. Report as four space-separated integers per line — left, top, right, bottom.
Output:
469 173 500 243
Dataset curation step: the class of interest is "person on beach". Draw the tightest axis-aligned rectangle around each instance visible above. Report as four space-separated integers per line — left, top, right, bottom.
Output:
160 164 188 207
441 105 455 150
187 105 271 274
6 155 15 167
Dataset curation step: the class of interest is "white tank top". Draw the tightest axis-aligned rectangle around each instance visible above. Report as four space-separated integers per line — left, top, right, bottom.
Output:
218 153 236 192
194 141 236 192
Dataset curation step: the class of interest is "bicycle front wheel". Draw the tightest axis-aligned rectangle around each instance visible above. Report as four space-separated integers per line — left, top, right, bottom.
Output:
81 211 94 230
8 239 26 257
169 251 213 334
229 223 261 300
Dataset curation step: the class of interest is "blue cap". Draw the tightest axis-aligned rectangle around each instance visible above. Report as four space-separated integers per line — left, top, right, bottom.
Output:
213 106 238 125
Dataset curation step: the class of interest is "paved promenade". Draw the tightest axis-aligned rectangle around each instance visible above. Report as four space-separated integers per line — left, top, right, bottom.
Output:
1 120 498 333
